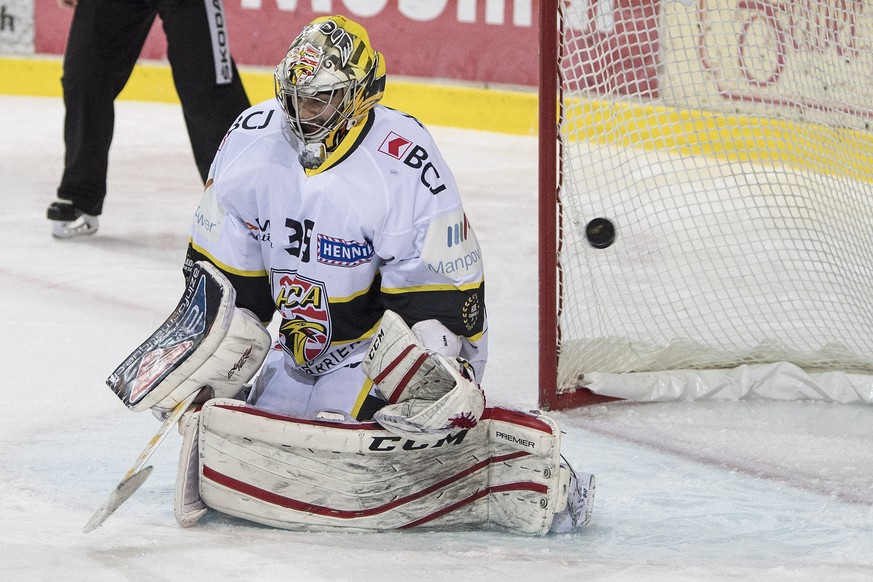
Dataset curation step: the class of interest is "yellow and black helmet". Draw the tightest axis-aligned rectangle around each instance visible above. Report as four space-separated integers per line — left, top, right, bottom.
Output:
274 15 386 168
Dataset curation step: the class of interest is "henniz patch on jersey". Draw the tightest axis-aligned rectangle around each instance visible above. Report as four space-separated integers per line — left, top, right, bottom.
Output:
317 234 374 267
246 217 373 269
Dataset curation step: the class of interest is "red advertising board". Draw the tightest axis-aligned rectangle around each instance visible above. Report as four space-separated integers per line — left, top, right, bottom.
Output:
34 0 541 87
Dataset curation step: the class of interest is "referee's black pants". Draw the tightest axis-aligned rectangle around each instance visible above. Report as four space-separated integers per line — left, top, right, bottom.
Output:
57 0 250 216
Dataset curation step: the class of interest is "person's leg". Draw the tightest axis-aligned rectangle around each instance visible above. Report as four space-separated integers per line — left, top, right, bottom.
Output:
159 0 250 182
54 0 156 219
247 350 318 418
248 352 383 422
307 362 385 422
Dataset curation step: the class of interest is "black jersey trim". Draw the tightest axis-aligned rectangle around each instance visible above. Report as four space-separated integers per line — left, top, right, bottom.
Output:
185 244 275 324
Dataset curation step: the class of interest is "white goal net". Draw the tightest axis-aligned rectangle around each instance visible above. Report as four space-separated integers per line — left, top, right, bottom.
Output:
539 0 873 408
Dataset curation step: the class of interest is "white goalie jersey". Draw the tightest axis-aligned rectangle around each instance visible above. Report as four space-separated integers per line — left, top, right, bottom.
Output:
186 100 488 405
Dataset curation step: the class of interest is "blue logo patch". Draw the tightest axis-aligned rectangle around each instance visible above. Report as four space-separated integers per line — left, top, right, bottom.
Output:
316 234 374 267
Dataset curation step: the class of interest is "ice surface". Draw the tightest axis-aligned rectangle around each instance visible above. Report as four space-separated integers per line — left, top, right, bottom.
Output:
1 96 871 581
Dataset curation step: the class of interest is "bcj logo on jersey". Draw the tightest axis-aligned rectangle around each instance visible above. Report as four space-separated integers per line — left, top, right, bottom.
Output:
377 132 447 194
273 271 332 365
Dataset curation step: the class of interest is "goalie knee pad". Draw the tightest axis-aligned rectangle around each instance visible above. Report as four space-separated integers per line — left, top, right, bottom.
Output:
106 261 272 413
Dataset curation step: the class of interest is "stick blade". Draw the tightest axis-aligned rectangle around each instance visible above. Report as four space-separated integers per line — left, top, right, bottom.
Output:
82 465 154 534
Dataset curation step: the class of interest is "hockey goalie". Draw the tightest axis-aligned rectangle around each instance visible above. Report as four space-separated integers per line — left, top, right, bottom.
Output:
100 14 595 535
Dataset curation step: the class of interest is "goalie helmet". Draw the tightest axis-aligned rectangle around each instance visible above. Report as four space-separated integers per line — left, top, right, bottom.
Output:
275 15 386 169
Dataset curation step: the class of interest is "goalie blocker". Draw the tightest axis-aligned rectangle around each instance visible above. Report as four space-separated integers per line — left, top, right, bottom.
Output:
106 261 271 413
175 399 595 535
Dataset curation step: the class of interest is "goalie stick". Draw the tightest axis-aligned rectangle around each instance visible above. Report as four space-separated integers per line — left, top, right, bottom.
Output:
82 389 201 533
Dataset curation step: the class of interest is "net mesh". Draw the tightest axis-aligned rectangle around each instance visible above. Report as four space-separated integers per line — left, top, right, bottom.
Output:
555 0 873 392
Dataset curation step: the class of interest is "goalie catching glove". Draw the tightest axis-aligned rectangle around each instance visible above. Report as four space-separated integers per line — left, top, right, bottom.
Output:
106 261 271 414
363 310 485 440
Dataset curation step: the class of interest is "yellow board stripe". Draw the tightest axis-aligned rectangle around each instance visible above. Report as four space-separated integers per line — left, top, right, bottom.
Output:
0 56 537 136
7 56 867 182
565 98 873 184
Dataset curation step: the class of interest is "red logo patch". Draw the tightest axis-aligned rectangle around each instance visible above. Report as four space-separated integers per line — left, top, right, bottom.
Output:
378 132 412 159
130 342 192 403
449 411 478 430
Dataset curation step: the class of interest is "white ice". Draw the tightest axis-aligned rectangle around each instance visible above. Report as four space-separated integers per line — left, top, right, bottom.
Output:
1 95 872 581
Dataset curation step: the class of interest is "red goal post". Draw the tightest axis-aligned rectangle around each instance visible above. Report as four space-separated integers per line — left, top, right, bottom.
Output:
539 0 603 410
538 0 873 410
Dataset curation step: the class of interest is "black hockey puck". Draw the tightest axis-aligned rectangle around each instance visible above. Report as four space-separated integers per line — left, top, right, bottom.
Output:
585 218 615 249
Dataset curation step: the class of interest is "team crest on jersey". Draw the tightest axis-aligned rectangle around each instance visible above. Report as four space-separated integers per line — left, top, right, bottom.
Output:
273 270 332 365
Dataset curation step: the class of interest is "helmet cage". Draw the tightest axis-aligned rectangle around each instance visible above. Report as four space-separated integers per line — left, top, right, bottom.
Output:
274 16 385 168
275 77 351 146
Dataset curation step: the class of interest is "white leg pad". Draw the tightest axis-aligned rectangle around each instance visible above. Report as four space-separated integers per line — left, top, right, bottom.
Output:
195 400 573 535
174 407 208 527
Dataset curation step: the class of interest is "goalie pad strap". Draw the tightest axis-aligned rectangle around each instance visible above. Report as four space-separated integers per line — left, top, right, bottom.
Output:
197 400 566 535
